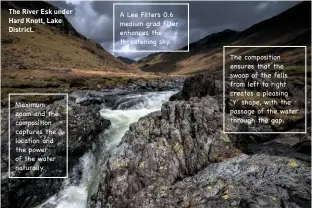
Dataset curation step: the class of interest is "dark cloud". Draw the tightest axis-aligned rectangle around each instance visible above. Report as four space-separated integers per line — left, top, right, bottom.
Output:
114 4 188 52
50 1 76 13
50 1 300 60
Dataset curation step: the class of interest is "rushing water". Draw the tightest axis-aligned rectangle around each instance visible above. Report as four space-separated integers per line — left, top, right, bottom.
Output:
37 91 176 208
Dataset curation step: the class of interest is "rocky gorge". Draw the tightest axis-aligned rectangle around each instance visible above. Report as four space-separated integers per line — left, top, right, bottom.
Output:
1 1 311 207
1 99 110 208
1 74 311 208
1 80 182 208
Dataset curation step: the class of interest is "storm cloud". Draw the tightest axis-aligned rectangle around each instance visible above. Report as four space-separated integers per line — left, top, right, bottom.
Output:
52 1 299 60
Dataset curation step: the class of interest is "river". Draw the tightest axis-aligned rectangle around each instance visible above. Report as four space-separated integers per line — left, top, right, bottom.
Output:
37 90 176 208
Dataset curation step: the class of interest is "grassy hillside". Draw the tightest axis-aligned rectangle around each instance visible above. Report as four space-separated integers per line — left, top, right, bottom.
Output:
137 1 311 75
1 1 136 72
117 56 136 64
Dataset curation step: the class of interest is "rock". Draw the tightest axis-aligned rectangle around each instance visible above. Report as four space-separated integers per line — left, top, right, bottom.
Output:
91 93 310 208
91 96 242 207
145 77 185 91
294 139 311 155
68 77 185 107
94 152 310 208
169 91 182 101
138 153 309 207
236 114 311 155
1 99 110 208
181 73 223 100
76 96 104 106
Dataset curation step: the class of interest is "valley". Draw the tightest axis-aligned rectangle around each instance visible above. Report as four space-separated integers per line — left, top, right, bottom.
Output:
1 1 311 208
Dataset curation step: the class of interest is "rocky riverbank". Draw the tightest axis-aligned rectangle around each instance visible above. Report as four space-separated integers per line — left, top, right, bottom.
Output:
69 77 185 107
1 77 184 208
1 74 310 208
91 73 311 208
1 100 110 208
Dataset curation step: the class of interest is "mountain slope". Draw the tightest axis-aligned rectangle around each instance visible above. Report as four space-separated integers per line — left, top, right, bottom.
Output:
1 1 135 72
137 1 311 74
117 56 136 64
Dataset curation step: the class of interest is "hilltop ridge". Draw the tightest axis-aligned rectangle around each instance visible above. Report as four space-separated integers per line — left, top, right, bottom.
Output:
137 1 311 74
1 1 136 72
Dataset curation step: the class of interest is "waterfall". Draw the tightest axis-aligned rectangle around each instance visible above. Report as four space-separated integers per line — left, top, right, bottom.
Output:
37 91 176 208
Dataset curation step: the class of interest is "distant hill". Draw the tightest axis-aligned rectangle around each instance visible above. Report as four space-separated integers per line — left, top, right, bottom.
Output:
137 1 311 74
117 56 136 64
1 1 135 72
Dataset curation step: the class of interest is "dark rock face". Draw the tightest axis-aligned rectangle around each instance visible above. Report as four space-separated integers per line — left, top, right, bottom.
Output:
182 70 310 133
1 100 110 208
91 94 310 207
181 73 223 100
88 69 311 208
126 153 310 208
91 96 242 207
169 91 182 101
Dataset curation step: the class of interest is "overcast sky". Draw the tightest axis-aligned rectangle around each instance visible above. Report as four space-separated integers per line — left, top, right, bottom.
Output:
51 1 299 60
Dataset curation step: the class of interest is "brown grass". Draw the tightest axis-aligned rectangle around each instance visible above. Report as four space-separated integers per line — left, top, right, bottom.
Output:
1 68 182 107
136 31 310 75
1 10 137 72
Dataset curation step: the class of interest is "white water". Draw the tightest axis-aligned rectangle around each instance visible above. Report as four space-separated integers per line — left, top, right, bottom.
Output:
37 91 175 208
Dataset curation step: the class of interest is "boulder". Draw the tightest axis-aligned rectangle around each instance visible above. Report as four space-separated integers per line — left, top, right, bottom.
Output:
91 95 311 208
181 73 223 100
91 96 241 207
126 153 311 208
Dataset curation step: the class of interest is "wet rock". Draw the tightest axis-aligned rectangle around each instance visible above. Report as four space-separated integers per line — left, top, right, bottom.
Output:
1 99 110 208
91 93 310 208
68 77 185 107
94 150 310 208
91 96 242 207
169 91 182 101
